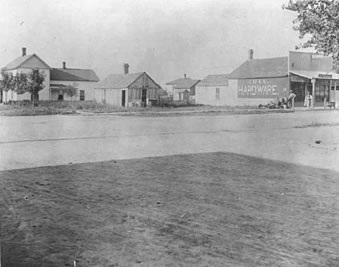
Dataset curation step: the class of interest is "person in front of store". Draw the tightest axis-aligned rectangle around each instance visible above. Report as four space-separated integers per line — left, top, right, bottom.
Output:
287 90 296 108
304 91 312 109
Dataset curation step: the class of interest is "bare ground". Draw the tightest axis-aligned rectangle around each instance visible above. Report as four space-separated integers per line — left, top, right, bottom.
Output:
1 152 339 267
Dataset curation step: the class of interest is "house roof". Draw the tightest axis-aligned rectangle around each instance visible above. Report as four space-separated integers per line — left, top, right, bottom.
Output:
166 78 200 89
228 57 288 79
97 72 144 89
50 68 99 82
198 74 229 86
5 54 50 70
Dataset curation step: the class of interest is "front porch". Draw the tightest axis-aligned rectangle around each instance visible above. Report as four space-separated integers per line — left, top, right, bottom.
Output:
50 84 79 101
290 71 339 109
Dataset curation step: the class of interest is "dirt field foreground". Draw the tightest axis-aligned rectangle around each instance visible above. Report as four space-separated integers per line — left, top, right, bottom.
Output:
1 152 339 267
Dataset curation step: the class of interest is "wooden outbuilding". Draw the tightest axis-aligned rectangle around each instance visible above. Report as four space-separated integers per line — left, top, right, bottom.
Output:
95 64 163 107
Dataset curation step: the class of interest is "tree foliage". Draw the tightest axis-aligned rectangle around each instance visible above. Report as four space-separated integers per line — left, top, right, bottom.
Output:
13 72 30 94
64 82 78 99
1 69 45 105
1 69 15 92
283 0 339 70
27 70 45 95
1 69 45 95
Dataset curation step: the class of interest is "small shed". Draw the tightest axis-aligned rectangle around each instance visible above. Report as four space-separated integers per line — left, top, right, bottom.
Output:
95 64 162 107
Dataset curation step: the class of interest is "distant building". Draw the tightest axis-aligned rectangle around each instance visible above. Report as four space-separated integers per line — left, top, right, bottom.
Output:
287 51 339 107
2 47 99 103
198 50 339 107
166 74 200 103
195 74 229 106
226 52 290 107
95 64 163 107
50 61 99 101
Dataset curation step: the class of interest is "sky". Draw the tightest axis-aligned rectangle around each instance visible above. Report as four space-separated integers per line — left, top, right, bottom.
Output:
0 0 303 86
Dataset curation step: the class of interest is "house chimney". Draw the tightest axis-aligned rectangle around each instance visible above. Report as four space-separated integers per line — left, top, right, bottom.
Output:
62 61 66 69
184 74 187 78
22 47 26 57
248 49 254 60
124 63 129 74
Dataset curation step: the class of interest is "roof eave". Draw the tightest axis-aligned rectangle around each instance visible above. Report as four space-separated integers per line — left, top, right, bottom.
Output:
228 74 289 79
126 72 144 88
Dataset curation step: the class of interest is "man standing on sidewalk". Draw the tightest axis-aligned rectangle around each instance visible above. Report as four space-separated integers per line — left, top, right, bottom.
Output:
287 90 296 109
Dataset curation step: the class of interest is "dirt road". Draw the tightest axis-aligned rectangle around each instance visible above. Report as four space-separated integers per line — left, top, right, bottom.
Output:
1 110 339 171
1 111 339 266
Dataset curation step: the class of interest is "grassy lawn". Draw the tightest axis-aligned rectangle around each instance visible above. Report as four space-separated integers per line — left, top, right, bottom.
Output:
0 101 294 116
1 152 338 266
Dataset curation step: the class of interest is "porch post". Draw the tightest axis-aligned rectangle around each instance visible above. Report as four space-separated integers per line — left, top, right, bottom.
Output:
311 78 316 109
335 81 337 109
328 79 332 109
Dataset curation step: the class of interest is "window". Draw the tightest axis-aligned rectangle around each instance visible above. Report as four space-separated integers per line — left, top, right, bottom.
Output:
315 81 330 102
216 88 220 100
80 90 85 101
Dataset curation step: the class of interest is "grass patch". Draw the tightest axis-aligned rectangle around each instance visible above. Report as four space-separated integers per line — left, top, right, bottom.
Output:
1 152 338 266
0 101 294 116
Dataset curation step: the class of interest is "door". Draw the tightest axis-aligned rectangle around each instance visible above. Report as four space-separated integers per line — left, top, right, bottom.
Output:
142 89 147 106
290 81 306 107
122 90 126 107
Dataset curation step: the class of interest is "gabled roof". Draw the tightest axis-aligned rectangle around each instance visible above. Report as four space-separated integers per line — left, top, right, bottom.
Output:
228 57 288 79
50 68 99 82
198 74 229 86
97 72 144 89
5 54 50 70
166 78 200 89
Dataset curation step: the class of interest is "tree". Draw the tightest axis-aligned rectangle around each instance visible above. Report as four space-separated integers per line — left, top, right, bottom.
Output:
13 72 30 95
1 69 14 103
64 82 78 101
1 69 44 105
27 70 45 106
283 0 339 71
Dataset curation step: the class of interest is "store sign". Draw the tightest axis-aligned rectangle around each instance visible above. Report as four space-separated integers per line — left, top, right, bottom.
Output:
290 75 308 83
318 74 332 79
238 78 289 98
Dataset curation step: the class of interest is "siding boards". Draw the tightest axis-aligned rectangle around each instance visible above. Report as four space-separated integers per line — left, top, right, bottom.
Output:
128 73 161 101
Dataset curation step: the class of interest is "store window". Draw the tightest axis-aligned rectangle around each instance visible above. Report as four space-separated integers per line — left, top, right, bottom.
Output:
315 80 330 102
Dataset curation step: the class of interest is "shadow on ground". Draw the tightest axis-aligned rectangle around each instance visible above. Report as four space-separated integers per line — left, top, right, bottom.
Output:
1 152 339 266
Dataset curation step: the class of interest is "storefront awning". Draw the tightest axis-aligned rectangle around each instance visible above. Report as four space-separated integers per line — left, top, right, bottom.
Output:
290 70 339 80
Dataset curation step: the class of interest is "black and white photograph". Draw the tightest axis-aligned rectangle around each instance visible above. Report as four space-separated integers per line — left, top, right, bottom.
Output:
1 0 339 266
